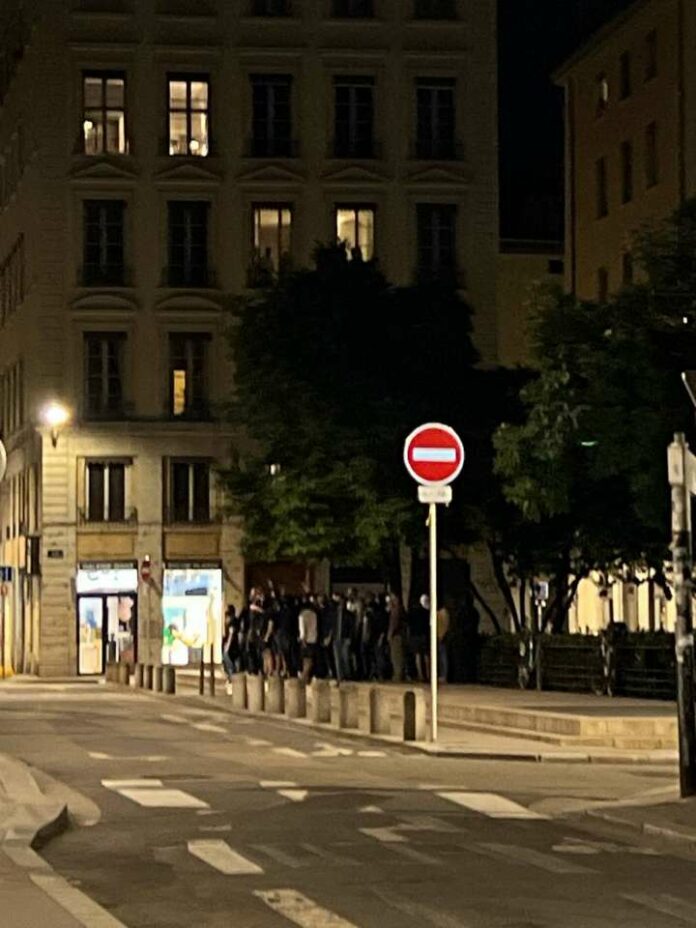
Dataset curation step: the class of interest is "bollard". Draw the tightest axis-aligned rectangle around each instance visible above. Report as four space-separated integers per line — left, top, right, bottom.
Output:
118 662 131 686
247 673 265 713
144 664 154 690
266 675 285 714
199 656 205 696
358 686 375 733
231 673 246 709
285 678 306 719
134 663 144 688
371 687 390 734
163 666 176 694
154 665 163 693
309 678 331 723
330 683 341 728
209 645 215 697
338 684 358 729
403 689 426 742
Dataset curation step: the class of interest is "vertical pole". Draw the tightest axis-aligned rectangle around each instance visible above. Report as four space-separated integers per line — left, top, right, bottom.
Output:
429 502 438 742
209 643 215 697
669 433 696 797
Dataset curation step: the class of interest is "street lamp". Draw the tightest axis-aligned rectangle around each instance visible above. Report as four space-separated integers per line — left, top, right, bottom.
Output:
41 401 71 448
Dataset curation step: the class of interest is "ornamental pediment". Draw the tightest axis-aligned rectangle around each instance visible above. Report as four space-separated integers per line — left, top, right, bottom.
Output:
71 292 138 312
235 163 306 186
405 165 469 186
154 293 223 313
153 159 223 184
69 157 139 182
321 164 387 185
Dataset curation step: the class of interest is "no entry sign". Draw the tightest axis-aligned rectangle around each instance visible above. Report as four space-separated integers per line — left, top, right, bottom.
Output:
403 423 464 486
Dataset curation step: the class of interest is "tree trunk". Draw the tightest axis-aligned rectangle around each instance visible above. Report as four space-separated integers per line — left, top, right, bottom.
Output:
487 542 521 632
467 579 502 634
518 578 527 630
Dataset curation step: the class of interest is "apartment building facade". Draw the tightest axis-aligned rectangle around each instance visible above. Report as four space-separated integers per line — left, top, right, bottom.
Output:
555 0 696 302
0 0 498 676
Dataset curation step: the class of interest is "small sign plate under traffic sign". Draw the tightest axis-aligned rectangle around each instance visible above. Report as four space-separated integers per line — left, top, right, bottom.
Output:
418 485 453 505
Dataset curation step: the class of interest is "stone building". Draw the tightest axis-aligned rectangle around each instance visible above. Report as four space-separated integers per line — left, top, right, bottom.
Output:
0 0 499 675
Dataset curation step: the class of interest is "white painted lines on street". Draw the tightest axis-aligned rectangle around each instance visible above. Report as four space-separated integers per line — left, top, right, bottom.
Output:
277 789 309 802
188 840 264 875
31 873 129 928
359 826 408 844
475 843 595 875
89 751 168 762
193 722 227 734
359 805 384 814
438 791 549 820
246 737 272 746
273 747 307 758
102 778 209 809
357 750 386 757
160 713 189 724
199 824 232 833
254 888 360 928
259 778 308 803
623 893 696 923
260 780 296 788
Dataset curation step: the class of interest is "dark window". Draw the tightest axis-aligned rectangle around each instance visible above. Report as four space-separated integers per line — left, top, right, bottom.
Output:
83 200 125 286
332 0 373 16
82 72 127 154
645 121 658 187
595 72 609 116
548 258 564 275
414 0 456 18
251 0 291 13
167 201 209 286
416 204 457 283
84 333 124 418
645 29 657 81
620 51 631 99
596 157 608 218
168 75 209 156
416 78 456 159
169 333 209 418
334 77 374 157
86 461 125 521
620 140 633 204
622 252 634 286
597 267 609 302
170 460 210 523
250 75 293 157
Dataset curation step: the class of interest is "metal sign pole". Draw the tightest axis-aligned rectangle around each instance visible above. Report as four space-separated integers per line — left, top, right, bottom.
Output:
429 501 438 742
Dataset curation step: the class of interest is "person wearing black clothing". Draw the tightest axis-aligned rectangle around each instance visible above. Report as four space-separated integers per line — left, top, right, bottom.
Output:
222 605 241 694
245 590 266 675
330 592 353 683
274 589 297 678
317 594 335 679
408 594 430 682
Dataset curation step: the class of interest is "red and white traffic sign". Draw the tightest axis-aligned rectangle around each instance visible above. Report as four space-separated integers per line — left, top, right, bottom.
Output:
403 422 465 487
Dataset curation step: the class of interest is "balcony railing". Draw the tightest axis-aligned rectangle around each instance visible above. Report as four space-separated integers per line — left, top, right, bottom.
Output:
331 137 380 159
78 506 138 526
412 138 463 161
161 265 217 288
246 137 298 158
163 506 222 526
79 263 131 287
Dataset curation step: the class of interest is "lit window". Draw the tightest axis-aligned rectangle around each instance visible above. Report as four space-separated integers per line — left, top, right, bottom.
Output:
169 333 208 418
168 76 209 156
252 206 292 271
336 206 375 260
596 72 609 116
83 73 127 154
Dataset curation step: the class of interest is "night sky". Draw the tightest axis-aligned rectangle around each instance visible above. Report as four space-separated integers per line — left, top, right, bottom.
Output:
499 0 636 240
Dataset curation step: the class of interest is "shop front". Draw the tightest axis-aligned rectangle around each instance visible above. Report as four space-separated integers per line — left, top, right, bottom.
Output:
76 563 138 675
161 562 223 667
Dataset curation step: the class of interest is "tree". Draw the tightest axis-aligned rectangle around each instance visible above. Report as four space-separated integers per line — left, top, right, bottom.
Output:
494 201 696 630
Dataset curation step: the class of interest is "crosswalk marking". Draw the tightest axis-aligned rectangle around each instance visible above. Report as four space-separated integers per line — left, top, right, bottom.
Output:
438 791 549 820
160 713 188 724
187 840 264 875
357 750 386 757
252 844 303 868
360 826 408 844
117 787 209 809
260 780 296 788
89 752 167 762
623 893 696 923
193 722 227 734
102 778 162 789
255 888 360 927
273 747 307 758
359 806 384 814
475 843 596 875
246 738 272 746
31 873 129 928
277 789 309 803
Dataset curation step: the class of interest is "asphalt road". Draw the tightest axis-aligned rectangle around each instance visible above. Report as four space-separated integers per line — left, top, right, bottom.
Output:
0 681 693 928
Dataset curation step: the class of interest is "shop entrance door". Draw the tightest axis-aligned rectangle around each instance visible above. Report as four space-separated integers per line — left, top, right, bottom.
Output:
77 593 138 675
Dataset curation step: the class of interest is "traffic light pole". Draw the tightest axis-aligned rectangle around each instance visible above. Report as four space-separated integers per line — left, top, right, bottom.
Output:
668 433 696 797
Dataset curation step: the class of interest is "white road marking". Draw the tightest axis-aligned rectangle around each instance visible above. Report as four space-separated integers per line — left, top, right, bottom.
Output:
102 778 163 790
31 873 129 927
359 806 384 814
199 824 232 833
388 844 442 866
246 738 272 746
116 788 208 809
552 843 600 855
372 885 470 927
160 713 188 724
255 888 360 927
253 844 303 868
623 893 696 923
273 747 307 758
196 809 221 816
90 752 167 762
398 815 460 834
360 826 408 844
357 750 386 757
187 840 264 875
476 843 595 875
312 743 353 757
277 789 309 802
260 780 297 788
193 722 227 734
438 791 549 820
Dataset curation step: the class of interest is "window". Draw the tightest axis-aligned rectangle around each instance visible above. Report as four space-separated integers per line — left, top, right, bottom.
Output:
416 204 457 283
168 76 209 156
595 157 608 218
85 461 126 522
334 77 374 158
82 72 127 155
416 78 456 159
83 200 125 285
548 258 564 275
645 29 657 81
251 0 291 13
622 252 634 286
414 0 456 17
332 0 373 16
250 75 293 157
84 333 124 418
645 121 658 188
169 460 210 523
595 72 609 116
0 235 25 323
169 333 209 418
336 206 375 260
620 140 633 204
167 201 209 286
597 267 609 302
620 51 631 99
250 205 292 282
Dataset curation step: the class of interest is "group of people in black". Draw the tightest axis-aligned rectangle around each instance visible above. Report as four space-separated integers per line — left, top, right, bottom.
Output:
221 582 452 689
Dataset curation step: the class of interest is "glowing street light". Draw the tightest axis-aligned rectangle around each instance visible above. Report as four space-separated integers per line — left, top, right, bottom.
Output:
41 401 71 447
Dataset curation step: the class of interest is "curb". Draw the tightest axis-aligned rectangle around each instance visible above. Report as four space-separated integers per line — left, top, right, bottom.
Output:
585 807 696 848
